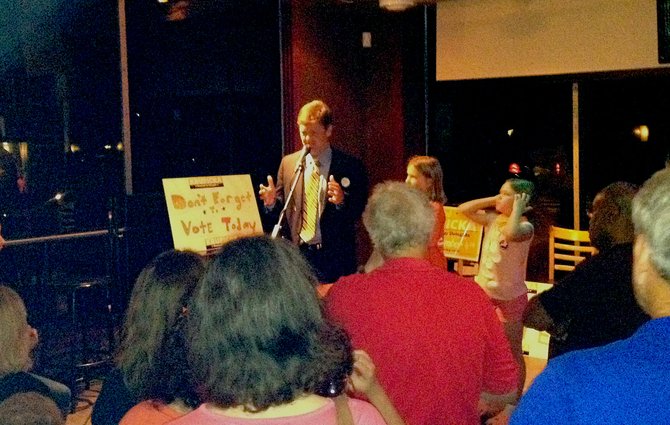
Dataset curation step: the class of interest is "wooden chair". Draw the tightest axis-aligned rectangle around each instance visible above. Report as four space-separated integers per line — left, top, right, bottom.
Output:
454 259 479 277
548 225 597 283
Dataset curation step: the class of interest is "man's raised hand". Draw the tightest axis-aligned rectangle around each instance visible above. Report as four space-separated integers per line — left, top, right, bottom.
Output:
259 175 277 207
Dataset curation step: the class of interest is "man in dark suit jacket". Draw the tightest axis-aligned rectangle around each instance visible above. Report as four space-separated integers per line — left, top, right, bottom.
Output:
259 100 368 282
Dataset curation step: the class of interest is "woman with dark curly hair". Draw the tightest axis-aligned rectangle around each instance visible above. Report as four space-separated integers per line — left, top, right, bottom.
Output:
92 250 205 425
167 235 402 425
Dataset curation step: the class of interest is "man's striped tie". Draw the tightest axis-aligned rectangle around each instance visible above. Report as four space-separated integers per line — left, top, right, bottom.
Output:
300 161 320 242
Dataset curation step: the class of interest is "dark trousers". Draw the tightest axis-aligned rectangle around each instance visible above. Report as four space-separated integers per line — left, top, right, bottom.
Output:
299 243 350 284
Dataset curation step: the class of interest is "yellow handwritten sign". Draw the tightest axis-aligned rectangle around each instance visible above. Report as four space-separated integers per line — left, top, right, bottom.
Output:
162 175 262 253
443 206 484 262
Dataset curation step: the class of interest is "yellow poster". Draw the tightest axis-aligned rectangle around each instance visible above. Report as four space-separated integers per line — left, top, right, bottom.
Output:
162 175 262 253
442 206 484 262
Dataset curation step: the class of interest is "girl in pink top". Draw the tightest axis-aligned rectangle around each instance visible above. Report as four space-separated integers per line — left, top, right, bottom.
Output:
122 350 396 425
458 178 534 407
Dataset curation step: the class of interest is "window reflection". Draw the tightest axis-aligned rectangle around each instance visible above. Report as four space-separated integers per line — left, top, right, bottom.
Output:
0 0 122 239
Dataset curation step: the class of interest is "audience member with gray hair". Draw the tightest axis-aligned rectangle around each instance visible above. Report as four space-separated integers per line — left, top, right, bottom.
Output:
0 286 71 417
363 181 435 258
512 168 670 424
0 392 64 425
327 182 518 425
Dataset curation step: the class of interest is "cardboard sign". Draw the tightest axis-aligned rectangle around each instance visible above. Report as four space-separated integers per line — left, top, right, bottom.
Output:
162 175 262 253
523 281 554 359
442 206 484 262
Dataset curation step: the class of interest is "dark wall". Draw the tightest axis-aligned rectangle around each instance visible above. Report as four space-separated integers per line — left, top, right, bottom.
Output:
125 0 283 195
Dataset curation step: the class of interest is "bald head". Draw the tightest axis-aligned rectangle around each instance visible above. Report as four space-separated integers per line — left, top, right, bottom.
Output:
588 182 638 251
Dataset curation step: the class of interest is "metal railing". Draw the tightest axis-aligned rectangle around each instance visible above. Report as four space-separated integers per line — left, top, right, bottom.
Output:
3 229 121 247
1 227 126 288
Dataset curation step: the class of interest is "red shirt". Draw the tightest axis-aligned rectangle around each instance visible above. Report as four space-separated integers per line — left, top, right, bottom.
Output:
427 202 447 269
326 258 517 425
120 401 183 425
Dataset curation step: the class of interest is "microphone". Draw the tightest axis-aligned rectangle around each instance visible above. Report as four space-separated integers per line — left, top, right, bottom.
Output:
293 145 311 172
273 145 311 239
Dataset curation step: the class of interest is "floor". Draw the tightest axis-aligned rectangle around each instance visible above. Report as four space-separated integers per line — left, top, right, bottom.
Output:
63 356 548 425
65 382 101 425
523 356 547 391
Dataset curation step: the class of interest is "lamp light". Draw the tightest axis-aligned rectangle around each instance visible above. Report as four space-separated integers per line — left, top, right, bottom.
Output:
633 125 649 142
379 0 415 12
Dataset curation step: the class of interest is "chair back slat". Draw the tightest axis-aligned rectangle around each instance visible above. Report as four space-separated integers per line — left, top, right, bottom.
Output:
553 243 595 253
548 225 597 282
551 226 592 243
554 253 590 263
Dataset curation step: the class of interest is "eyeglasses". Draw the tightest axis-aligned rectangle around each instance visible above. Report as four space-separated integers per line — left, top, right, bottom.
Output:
585 205 594 219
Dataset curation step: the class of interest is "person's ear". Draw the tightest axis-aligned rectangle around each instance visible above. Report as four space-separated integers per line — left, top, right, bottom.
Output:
633 235 652 284
325 124 333 138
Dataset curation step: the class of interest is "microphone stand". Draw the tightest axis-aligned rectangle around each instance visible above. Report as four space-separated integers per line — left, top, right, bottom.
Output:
271 159 306 239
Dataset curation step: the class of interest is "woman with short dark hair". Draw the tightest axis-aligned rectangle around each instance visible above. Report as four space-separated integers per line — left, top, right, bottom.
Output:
167 236 399 424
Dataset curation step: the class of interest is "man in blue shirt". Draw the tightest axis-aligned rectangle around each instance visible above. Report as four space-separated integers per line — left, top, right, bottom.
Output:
512 168 670 424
